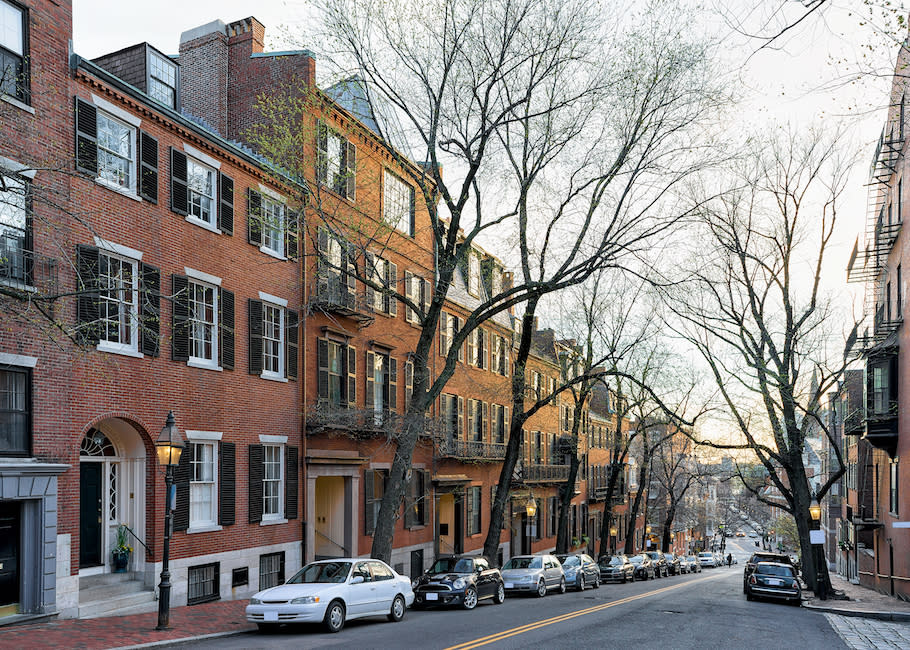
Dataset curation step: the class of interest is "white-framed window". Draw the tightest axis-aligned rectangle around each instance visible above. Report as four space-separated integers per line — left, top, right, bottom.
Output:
468 251 481 297
98 251 139 353
262 302 285 378
383 170 414 236
0 0 27 104
186 157 217 227
97 110 136 191
148 48 177 108
263 444 284 519
0 172 28 283
190 441 218 528
189 279 218 364
260 195 285 257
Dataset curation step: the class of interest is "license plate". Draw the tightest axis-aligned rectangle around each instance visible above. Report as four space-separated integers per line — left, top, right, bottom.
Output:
505 582 514 589
263 611 278 622
766 579 781 586
426 593 438 601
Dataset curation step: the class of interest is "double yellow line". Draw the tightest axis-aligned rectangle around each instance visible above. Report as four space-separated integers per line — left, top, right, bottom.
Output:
444 573 725 650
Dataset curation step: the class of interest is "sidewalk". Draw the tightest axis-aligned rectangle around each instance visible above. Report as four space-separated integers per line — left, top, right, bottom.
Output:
0 599 255 649
802 573 910 622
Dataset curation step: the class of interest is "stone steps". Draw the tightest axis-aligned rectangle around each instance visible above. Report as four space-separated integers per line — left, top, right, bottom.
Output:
78 572 157 619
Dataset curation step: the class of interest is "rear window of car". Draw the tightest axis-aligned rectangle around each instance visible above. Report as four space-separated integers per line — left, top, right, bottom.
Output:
756 563 794 577
698 553 712 558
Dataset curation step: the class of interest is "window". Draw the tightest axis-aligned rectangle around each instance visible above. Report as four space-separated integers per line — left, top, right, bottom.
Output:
190 442 217 527
366 253 397 316
872 364 890 415
317 338 355 408
186 158 216 226
0 364 29 456
364 468 388 535
441 393 462 441
365 350 397 422
405 469 429 528
148 49 177 108
249 296 298 380
187 562 219 605
317 120 355 199
467 486 481 535
467 399 486 442
899 265 903 317
384 170 415 236
469 328 486 369
439 312 463 361
259 552 285 590
468 251 481 297
493 335 508 375
98 251 139 352
0 172 29 283
263 444 284 519
189 280 217 363
262 302 284 377
405 272 430 324
0 0 27 103
260 196 286 257
492 404 508 444
890 460 899 515
97 111 136 191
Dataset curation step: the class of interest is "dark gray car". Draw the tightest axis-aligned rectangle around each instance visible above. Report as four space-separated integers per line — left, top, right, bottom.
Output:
556 554 600 591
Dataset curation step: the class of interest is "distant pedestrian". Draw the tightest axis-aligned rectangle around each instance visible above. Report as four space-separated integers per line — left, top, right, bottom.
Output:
726 553 732 567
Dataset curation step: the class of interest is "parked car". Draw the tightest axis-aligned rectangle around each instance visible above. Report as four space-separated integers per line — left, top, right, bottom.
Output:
665 553 682 575
501 554 565 597
748 532 758 538
736 531 746 537
743 552 795 592
714 552 724 567
645 551 668 578
598 554 635 583
627 554 656 580
412 555 505 610
685 555 702 573
556 553 601 591
697 552 716 568
246 558 414 633
744 562 802 604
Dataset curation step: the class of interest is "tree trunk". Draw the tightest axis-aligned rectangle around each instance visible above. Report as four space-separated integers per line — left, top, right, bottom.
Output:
597 465 621 557
624 462 649 555
661 502 677 552
555 446 580 553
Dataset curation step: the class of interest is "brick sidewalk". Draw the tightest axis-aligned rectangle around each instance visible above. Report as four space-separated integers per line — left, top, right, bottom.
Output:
0 599 255 649
803 573 910 622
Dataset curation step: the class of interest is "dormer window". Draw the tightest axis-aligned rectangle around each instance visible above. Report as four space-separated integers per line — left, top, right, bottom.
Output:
148 49 177 108
468 251 481 297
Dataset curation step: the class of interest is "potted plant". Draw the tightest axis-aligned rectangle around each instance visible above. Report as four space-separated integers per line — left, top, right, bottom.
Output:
112 525 133 573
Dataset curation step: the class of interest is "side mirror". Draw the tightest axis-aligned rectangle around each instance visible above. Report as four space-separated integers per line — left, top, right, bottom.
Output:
350 576 365 585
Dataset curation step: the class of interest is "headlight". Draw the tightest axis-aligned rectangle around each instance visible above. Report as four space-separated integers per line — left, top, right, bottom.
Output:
411 578 419 588
249 597 262 605
521 575 534 582
453 578 465 590
290 595 319 604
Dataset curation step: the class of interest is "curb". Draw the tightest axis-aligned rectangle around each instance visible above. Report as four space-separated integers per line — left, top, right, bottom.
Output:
802 602 910 622
116 629 256 649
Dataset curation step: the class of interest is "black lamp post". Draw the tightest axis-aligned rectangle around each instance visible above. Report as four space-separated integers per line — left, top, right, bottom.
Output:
808 497 829 600
155 411 185 630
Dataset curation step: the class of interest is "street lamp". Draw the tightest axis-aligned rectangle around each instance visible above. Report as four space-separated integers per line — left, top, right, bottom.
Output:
808 501 821 523
525 495 537 518
610 526 617 554
155 411 185 631
809 497 829 600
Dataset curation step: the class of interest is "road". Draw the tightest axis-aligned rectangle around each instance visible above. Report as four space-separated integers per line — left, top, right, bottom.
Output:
183 538 844 650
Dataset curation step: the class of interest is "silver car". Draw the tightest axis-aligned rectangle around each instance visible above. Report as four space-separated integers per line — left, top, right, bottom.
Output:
501 554 566 597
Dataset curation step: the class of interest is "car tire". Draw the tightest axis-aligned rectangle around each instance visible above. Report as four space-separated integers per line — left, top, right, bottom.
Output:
537 579 547 597
577 574 585 592
463 586 478 610
324 600 346 633
746 592 754 602
388 594 406 622
622 573 627 584
494 582 506 604
593 575 600 589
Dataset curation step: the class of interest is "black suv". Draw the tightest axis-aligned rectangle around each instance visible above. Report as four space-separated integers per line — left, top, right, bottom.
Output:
645 551 669 578
665 552 682 575
743 552 795 593
412 555 505 610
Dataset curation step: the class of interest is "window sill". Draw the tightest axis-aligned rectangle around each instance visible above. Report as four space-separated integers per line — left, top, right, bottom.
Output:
260 372 289 383
259 245 287 261
186 215 222 234
1 94 35 114
97 341 144 359
188 358 223 372
260 517 288 527
0 277 37 294
95 177 142 202
187 524 223 534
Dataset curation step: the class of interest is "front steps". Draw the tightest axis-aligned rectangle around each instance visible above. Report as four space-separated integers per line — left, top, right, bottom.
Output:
78 572 156 619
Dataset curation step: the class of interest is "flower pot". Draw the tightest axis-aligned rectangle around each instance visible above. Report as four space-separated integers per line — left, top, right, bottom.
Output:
112 550 131 573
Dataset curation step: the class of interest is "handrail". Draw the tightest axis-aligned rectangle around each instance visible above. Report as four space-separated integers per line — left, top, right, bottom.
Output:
121 524 152 558
315 528 347 555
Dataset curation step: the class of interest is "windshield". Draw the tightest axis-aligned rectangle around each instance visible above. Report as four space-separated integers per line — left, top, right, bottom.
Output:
698 553 712 558
629 555 644 564
756 564 794 577
687 556 697 561
561 556 580 567
503 557 541 570
430 558 459 573
288 562 351 584
600 556 623 566
646 553 661 560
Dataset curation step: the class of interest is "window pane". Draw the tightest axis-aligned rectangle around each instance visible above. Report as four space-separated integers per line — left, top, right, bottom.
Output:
262 304 283 374
99 254 136 346
97 113 134 188
383 171 412 235
190 282 216 361
187 159 215 224
0 367 27 455
0 1 23 55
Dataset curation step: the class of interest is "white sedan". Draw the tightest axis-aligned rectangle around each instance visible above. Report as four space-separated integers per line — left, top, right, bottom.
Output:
246 558 415 633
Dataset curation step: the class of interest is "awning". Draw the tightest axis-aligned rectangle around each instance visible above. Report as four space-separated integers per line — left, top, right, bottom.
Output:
432 474 472 485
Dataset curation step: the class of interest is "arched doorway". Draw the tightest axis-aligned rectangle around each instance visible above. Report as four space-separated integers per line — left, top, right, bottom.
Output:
78 420 146 576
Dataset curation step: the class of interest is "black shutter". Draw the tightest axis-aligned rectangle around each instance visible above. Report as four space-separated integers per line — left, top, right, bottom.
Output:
285 208 299 259
345 140 356 200
75 98 97 175
173 444 192 532
405 472 416 529
219 442 236 526
286 445 299 520
316 119 328 184
75 244 100 344
364 469 375 535
465 487 474 536
139 131 158 203
249 444 264 524
347 345 357 408
317 338 329 401
170 148 188 215
248 299 263 374
219 288 235 370
286 309 299 380
365 351 375 409
388 357 398 410
139 263 160 357
247 188 262 245
409 185 416 236
388 263 398 316
171 274 189 361
218 173 234 235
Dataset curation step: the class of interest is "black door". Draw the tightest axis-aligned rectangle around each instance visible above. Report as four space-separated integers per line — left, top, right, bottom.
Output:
80 463 103 567
454 494 464 555
0 501 20 607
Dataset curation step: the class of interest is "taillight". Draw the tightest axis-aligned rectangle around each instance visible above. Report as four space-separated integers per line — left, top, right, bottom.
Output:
749 576 757 584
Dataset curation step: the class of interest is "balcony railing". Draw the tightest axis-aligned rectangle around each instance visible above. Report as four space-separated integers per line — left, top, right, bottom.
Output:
309 277 372 323
305 403 437 438
0 245 57 296
435 438 507 462
524 463 570 483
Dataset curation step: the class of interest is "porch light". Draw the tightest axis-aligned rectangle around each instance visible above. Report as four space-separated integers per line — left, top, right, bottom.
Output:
610 526 617 537
525 495 538 518
809 500 821 523
155 411 185 467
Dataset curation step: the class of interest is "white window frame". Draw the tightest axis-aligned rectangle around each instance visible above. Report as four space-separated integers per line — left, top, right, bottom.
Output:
186 430 222 533
383 169 413 236
261 300 286 381
95 108 138 196
96 249 141 358
0 0 27 106
259 191 287 259
262 443 285 522
188 278 219 370
185 156 218 229
148 49 177 108
468 251 481 297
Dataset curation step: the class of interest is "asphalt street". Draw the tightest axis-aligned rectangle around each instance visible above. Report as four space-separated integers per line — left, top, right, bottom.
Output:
182 538 845 650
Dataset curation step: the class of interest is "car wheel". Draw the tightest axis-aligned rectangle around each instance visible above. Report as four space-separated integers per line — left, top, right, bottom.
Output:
629 572 635 583
746 592 754 601
593 575 600 589
323 600 346 633
537 579 547 597
621 573 627 584
388 594 406 622
463 586 478 610
559 577 566 594
494 582 506 604
577 574 585 592
256 623 275 633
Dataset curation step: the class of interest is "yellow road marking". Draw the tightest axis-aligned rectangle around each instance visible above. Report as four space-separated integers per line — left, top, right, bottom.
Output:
444 573 727 650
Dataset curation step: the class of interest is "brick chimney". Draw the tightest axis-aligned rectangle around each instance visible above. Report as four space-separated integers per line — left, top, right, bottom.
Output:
178 20 229 135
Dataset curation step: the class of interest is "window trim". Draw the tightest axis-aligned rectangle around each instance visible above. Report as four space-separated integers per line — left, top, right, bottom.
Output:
258 193 287 259
260 301 286 381
0 0 29 105
383 169 415 237
147 46 179 109
0 362 31 457
184 155 219 231
261 443 285 522
187 438 220 532
95 248 141 357
187 277 220 370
